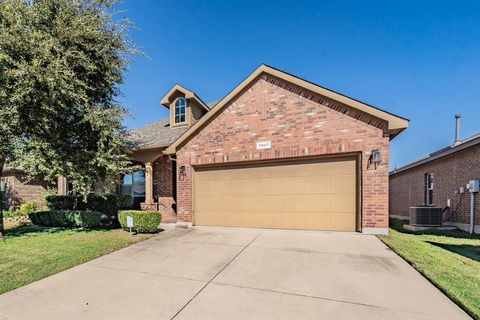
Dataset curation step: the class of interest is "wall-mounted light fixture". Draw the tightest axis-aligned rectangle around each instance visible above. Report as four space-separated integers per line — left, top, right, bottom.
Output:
369 149 382 169
178 165 187 181
179 165 186 175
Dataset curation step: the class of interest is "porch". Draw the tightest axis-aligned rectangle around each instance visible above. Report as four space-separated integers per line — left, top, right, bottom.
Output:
128 147 177 223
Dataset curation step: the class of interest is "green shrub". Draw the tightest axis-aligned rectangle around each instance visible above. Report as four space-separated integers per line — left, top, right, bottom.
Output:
117 195 134 210
17 201 38 215
118 210 161 233
45 194 132 216
28 210 103 227
3 210 15 218
45 195 79 210
3 208 30 218
85 194 119 216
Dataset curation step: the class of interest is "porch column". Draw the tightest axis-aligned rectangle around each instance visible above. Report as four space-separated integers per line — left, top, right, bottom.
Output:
57 176 67 196
145 162 153 204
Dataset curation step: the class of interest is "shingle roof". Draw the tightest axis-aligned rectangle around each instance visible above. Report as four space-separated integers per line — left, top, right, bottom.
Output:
127 117 188 149
206 99 221 109
390 132 480 175
128 99 220 150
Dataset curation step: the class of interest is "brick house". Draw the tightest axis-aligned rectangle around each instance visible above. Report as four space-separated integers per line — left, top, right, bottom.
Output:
389 132 480 233
127 64 408 234
1 167 51 210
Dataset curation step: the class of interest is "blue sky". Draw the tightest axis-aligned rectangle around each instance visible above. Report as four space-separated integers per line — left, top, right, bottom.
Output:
117 0 480 170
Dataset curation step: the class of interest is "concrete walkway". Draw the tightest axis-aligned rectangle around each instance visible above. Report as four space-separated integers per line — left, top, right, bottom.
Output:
0 227 470 320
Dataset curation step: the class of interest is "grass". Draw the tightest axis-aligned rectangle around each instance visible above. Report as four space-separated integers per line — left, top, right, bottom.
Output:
0 224 156 295
378 219 480 319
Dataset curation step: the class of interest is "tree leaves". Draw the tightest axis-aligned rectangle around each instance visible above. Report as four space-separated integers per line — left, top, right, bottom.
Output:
0 0 137 196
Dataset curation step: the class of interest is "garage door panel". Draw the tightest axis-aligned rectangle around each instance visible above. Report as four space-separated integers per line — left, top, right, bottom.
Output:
195 194 355 213
195 175 356 196
194 211 356 231
194 158 357 231
195 160 355 182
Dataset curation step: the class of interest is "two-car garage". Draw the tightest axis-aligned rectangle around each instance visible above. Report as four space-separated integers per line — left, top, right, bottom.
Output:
165 65 409 234
193 157 358 231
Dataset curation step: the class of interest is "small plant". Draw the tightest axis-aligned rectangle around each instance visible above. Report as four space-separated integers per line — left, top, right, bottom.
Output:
3 202 36 218
2 210 15 219
118 210 161 233
17 201 37 216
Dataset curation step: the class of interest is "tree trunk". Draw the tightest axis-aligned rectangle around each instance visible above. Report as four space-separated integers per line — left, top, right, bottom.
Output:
0 155 5 237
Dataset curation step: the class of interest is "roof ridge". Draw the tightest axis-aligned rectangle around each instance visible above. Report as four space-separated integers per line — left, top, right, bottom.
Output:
165 64 409 154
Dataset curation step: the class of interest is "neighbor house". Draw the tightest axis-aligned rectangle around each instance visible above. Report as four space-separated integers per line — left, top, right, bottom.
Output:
1 167 52 210
125 64 408 234
390 129 480 233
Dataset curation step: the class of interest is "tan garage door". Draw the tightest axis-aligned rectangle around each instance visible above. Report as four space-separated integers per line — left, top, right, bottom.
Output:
193 157 357 231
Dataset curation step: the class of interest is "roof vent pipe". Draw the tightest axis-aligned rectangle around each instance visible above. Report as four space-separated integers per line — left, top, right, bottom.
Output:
454 114 461 145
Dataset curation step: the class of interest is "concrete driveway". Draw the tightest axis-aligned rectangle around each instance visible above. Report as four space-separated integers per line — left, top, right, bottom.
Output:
0 227 470 320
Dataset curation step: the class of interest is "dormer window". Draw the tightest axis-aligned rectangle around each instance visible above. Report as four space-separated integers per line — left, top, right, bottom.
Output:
174 98 186 124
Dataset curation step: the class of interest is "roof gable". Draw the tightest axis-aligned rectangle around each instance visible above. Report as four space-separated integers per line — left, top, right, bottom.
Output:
165 64 408 155
160 84 210 111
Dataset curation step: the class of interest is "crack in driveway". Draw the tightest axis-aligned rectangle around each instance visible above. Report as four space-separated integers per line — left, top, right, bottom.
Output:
170 231 263 320
208 281 452 319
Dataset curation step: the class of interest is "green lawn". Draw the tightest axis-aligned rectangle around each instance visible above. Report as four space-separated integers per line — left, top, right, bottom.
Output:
0 224 156 295
379 219 480 319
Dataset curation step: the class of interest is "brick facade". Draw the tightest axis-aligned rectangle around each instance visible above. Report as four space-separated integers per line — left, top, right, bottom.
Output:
1 171 50 209
390 144 480 227
175 74 390 231
153 155 176 223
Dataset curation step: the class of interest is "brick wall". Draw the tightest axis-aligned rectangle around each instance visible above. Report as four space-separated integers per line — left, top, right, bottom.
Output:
152 155 176 222
390 144 480 225
1 171 49 209
175 74 390 230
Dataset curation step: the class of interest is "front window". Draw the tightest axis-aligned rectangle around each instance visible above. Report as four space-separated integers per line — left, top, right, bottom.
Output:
174 97 186 124
425 173 434 205
120 170 146 208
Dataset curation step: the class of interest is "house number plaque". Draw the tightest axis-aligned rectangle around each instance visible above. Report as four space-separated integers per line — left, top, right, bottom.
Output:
256 141 272 150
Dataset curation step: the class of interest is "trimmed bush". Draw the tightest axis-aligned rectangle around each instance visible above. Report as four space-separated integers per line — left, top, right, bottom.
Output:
45 195 79 210
118 210 161 233
45 194 132 215
28 210 103 228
